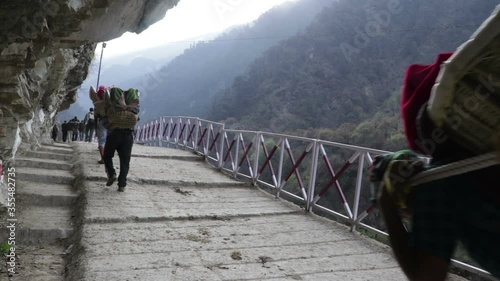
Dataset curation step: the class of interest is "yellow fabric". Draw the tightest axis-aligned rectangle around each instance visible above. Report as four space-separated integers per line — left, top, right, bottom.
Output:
380 151 425 218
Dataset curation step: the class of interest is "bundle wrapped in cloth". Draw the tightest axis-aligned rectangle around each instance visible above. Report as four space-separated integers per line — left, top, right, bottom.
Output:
427 5 500 155
89 86 108 117
372 5 500 219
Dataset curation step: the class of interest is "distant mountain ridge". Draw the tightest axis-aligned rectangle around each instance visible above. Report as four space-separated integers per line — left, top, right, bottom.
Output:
207 0 499 151
138 0 335 121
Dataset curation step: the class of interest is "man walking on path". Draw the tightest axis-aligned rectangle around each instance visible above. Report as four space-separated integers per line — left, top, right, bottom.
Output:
62 121 69 142
51 123 59 142
103 128 135 191
70 117 79 141
78 120 85 141
84 108 95 142
103 88 140 192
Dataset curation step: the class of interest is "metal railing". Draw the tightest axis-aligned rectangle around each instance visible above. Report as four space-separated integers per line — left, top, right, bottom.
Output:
134 116 493 279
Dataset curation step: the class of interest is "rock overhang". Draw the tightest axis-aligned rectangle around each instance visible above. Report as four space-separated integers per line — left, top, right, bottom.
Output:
0 0 180 206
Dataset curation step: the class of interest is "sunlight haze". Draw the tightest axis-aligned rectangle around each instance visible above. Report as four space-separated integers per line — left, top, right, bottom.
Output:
104 0 295 58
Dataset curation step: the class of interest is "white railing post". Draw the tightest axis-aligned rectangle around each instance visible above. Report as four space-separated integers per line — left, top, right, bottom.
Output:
154 120 159 147
218 125 225 169
186 118 196 149
134 126 139 143
206 123 212 157
194 118 200 152
252 132 261 185
306 140 319 212
166 118 172 147
276 137 286 197
350 151 366 232
201 124 206 156
175 117 181 148
233 133 241 178
149 121 154 146
182 119 188 149
141 124 146 143
158 118 164 147
149 121 153 146
145 122 150 146
213 125 220 163
163 119 168 145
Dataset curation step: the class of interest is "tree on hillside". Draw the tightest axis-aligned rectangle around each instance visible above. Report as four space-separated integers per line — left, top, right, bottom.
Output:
209 0 498 152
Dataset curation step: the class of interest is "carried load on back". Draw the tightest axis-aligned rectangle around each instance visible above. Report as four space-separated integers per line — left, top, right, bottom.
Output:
105 87 140 130
371 4 500 215
89 86 140 130
89 85 108 118
427 6 500 155
370 6 500 279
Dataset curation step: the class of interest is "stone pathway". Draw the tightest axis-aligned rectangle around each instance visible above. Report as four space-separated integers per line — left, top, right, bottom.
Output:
0 142 470 281
68 143 466 281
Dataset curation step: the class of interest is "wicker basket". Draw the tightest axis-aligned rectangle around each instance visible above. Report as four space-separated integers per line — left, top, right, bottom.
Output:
428 5 500 154
108 109 138 129
106 88 139 129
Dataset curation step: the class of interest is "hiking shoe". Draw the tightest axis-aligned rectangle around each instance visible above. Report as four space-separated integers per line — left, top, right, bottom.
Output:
98 160 104 164
117 186 125 192
106 175 117 186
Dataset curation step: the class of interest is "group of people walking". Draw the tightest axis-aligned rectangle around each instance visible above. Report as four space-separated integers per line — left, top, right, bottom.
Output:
51 108 96 143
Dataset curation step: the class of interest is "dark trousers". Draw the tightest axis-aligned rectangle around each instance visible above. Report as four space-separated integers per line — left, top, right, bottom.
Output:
62 131 68 142
85 124 95 142
103 129 134 187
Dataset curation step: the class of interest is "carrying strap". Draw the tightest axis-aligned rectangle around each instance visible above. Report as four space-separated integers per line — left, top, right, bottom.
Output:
408 152 499 186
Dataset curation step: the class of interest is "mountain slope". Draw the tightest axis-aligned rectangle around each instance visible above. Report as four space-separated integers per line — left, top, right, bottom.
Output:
208 0 498 150
139 0 335 121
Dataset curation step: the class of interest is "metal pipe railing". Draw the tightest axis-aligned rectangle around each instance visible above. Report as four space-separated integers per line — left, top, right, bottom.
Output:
135 115 493 279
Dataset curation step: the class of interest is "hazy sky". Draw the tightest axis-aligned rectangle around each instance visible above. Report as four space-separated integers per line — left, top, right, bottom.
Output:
104 0 295 58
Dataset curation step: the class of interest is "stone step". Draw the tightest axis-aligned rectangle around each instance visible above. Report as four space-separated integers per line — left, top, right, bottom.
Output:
49 142 72 149
16 167 74 185
14 157 73 171
0 245 66 280
17 181 78 207
22 151 73 161
14 206 74 244
38 145 73 155
131 153 204 162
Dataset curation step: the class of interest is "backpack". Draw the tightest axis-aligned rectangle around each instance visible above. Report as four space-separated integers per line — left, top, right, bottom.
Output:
105 87 140 130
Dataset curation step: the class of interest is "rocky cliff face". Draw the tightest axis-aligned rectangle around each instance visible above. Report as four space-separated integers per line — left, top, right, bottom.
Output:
0 0 179 207
0 0 179 160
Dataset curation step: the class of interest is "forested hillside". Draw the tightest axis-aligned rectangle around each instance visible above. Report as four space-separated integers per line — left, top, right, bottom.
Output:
209 0 499 151
139 0 334 121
